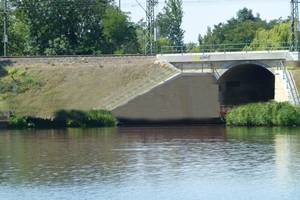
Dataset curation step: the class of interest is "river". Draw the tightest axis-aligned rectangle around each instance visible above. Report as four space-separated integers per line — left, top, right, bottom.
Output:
0 126 300 200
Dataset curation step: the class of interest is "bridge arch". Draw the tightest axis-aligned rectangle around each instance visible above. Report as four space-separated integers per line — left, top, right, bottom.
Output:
218 62 275 106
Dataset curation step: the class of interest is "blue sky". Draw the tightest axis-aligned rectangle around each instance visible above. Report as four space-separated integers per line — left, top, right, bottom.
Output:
121 0 290 43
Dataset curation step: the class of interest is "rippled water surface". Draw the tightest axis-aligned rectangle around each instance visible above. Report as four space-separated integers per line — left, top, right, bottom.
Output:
0 126 300 200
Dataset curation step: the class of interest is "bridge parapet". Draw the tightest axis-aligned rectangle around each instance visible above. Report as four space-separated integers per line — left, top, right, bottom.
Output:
157 51 298 63
156 51 300 73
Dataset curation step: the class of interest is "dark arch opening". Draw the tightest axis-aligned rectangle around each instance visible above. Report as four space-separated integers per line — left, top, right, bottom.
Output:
218 64 275 105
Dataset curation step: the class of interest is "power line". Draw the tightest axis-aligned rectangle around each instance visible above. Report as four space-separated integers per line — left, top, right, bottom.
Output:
291 0 299 51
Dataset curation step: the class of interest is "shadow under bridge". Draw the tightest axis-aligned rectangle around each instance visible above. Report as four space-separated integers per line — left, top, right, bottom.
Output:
218 63 275 106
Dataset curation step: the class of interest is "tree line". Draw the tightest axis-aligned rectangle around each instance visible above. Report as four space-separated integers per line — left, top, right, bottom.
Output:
2 0 140 55
0 1 295 56
188 8 293 53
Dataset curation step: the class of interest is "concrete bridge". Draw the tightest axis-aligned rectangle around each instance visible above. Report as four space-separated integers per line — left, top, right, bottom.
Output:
157 50 298 72
112 51 300 123
0 51 300 122
156 51 300 105
1 52 298 123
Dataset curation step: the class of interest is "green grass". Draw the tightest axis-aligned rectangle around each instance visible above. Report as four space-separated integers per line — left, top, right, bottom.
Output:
8 110 117 129
226 102 300 127
54 109 117 128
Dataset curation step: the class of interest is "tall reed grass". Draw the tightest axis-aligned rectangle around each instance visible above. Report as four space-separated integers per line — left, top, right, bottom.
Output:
226 102 300 126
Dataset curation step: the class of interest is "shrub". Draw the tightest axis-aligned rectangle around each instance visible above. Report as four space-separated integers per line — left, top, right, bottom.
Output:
54 109 117 128
8 109 117 129
226 102 300 127
86 110 117 127
8 115 28 128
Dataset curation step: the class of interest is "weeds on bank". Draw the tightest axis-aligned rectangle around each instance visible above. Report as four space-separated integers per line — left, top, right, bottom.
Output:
226 102 300 126
8 110 117 129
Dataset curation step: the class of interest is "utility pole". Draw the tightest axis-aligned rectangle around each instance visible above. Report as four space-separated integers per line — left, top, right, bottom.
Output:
146 0 157 54
291 0 299 51
3 0 8 56
119 0 121 9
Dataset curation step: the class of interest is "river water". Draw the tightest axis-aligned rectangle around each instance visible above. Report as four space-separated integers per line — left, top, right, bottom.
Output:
0 126 300 200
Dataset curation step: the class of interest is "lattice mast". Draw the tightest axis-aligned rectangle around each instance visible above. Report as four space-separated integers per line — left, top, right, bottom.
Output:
291 0 299 51
146 0 156 54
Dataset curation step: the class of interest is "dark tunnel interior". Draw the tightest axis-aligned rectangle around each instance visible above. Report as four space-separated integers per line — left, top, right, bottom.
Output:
218 64 275 106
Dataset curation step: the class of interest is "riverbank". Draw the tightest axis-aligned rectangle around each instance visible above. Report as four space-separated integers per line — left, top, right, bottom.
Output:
2 101 300 128
226 102 300 126
4 110 117 129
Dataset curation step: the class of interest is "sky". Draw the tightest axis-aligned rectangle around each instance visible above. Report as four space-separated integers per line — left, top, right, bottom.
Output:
120 0 291 43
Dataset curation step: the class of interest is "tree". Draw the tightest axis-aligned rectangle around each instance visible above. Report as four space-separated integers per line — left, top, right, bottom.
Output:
12 0 110 55
9 0 140 55
200 8 272 51
248 22 291 50
236 7 257 22
156 0 184 48
135 20 147 54
198 34 203 45
103 7 139 54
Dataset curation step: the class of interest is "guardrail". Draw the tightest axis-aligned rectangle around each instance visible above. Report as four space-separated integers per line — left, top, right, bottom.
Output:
0 43 295 57
159 42 292 54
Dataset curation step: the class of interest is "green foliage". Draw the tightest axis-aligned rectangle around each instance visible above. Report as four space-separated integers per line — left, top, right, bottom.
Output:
236 7 257 22
135 20 147 54
156 0 184 47
8 115 28 128
226 102 300 127
1 1 140 56
87 110 117 127
200 8 276 51
103 7 139 54
247 22 291 50
54 109 117 128
7 109 117 129
44 37 71 56
186 42 200 53
0 68 43 94
155 37 172 53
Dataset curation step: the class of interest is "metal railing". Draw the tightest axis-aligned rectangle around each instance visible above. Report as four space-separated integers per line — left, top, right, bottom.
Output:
159 42 292 54
212 67 221 79
1 42 295 57
280 61 300 105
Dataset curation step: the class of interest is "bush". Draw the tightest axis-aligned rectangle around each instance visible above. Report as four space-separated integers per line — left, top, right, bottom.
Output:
8 109 117 129
226 102 300 127
55 110 88 127
86 110 117 127
8 115 28 128
54 109 117 128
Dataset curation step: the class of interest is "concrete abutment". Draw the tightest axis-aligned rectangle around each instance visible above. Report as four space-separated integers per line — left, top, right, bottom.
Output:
112 52 299 123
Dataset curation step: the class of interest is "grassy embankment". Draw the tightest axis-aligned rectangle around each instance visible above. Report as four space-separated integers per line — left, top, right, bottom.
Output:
0 66 117 128
226 102 300 126
0 57 176 117
0 57 177 128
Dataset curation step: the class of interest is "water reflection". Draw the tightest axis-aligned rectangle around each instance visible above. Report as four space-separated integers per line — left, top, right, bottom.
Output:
0 126 299 200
